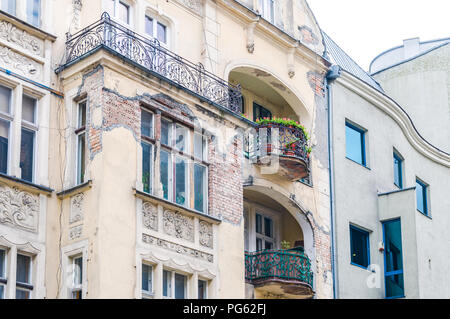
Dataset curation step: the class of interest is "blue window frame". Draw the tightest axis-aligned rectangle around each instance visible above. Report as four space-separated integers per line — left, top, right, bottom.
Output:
345 121 366 166
349 225 370 269
416 178 429 216
382 218 405 299
393 152 403 188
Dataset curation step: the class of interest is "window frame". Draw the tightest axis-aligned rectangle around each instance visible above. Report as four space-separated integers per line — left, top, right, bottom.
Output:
26 0 41 28
141 262 154 298
416 178 430 217
1 0 16 15
252 102 272 122
70 255 83 299
75 100 87 185
198 278 208 299
345 121 367 167
20 94 38 183
393 150 404 189
106 0 132 25
0 248 6 299
258 0 275 23
349 224 370 269
145 14 169 47
141 109 155 194
162 269 188 299
243 202 280 252
15 252 33 299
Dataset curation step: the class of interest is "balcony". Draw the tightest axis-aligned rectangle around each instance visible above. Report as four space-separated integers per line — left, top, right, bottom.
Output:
245 248 314 299
56 13 242 114
248 122 310 181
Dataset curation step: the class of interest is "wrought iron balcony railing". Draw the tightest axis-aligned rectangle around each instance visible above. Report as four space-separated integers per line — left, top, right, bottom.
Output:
56 12 243 114
245 248 313 288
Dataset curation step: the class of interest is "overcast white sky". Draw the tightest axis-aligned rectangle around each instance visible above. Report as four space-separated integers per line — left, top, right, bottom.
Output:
307 0 450 71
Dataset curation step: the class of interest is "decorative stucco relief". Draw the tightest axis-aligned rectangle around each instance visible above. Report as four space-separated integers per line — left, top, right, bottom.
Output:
70 193 84 224
69 225 83 240
71 0 83 32
176 0 202 14
199 221 213 248
142 201 158 231
163 210 194 242
0 185 39 232
142 234 213 263
0 20 43 56
0 45 41 80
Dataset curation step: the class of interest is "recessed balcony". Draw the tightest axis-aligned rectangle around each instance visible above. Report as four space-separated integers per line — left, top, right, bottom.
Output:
247 122 310 181
245 248 314 299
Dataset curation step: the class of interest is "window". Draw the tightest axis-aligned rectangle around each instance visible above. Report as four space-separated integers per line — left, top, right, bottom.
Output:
1 0 15 15
198 279 207 299
107 0 130 24
151 117 208 212
255 213 274 251
383 219 404 298
253 102 272 122
20 95 37 182
26 0 40 27
416 178 429 216
350 225 370 268
0 249 6 299
258 0 274 23
141 263 153 298
141 110 154 194
16 254 32 299
163 270 187 299
75 101 87 185
70 256 83 299
345 121 366 166
0 86 12 175
393 151 403 189
145 15 168 45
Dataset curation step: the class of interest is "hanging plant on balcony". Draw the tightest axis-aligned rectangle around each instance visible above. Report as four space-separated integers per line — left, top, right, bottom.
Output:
255 117 310 141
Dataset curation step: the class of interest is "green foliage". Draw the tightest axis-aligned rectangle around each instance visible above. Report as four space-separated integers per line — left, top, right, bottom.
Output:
281 240 291 249
255 117 310 140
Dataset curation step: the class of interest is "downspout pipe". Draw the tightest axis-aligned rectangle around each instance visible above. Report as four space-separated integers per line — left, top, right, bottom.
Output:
326 65 341 299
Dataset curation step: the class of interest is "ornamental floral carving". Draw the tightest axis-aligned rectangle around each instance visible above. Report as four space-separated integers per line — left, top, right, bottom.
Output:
199 221 213 248
177 0 202 14
69 225 83 240
142 201 158 231
163 210 194 242
0 20 43 56
142 234 213 263
0 46 41 80
70 193 84 223
0 185 39 232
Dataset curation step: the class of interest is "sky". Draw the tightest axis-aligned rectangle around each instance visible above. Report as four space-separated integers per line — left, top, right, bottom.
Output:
306 0 450 72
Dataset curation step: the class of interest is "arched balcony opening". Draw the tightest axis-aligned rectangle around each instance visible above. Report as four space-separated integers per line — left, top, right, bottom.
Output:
244 188 314 299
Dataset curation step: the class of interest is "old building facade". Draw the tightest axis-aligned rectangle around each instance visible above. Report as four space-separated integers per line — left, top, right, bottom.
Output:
0 0 448 300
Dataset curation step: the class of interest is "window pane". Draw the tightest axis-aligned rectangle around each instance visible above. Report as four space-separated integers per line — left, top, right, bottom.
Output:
394 154 402 188
78 102 86 128
141 110 153 138
264 217 273 238
384 220 403 273
253 103 272 122
0 250 4 278
20 128 34 182
0 85 11 114
145 16 153 36
175 125 188 152
22 95 36 123
161 119 171 146
198 280 207 299
174 273 186 299
77 133 85 184
16 254 31 284
265 241 273 250
256 238 262 251
386 274 404 298
244 209 249 251
142 264 152 292
118 1 129 23
194 133 203 160
416 180 427 215
350 227 369 268
1 0 16 15
0 119 9 174
26 0 40 27
346 123 365 165
160 150 170 200
74 257 82 286
194 164 206 212
175 157 187 206
255 214 262 234
0 285 3 299
142 142 152 193
163 270 171 297
16 289 30 299
157 22 166 43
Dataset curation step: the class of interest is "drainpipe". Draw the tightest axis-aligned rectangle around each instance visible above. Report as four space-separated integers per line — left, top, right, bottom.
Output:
326 65 341 299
